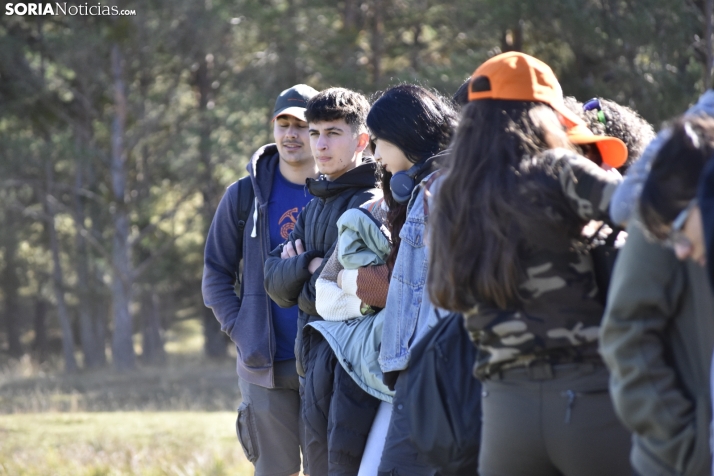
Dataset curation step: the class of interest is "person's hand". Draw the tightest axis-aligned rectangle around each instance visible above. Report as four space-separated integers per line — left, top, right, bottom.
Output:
581 220 603 239
308 257 323 274
337 270 344 288
280 239 305 259
600 163 623 180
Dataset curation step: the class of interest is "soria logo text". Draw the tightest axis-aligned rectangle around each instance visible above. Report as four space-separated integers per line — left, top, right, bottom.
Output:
5 3 136 16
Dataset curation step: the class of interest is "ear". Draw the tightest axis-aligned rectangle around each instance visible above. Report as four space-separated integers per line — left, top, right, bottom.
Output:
355 132 369 153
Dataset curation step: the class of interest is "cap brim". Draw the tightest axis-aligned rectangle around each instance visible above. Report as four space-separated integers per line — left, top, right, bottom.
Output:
272 106 307 122
568 133 628 168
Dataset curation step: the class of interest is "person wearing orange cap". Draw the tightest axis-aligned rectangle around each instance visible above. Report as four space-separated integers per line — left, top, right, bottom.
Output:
567 123 628 169
564 96 655 173
427 51 631 476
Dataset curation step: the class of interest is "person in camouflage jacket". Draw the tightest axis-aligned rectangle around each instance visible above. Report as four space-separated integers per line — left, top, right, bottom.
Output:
427 52 632 476
463 148 620 379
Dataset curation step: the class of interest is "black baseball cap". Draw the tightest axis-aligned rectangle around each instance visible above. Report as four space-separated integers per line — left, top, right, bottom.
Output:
272 84 318 122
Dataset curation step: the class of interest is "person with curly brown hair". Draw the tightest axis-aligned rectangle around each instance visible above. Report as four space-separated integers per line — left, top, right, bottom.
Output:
564 96 655 173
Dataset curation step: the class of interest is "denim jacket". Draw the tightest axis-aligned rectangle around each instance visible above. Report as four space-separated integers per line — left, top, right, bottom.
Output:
379 174 436 373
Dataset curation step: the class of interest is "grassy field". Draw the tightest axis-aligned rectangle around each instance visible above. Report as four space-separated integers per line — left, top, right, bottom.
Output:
0 319 270 475
0 355 240 413
0 412 253 475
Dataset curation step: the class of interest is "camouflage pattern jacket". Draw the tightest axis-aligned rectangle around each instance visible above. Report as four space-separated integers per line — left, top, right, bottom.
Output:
464 149 622 378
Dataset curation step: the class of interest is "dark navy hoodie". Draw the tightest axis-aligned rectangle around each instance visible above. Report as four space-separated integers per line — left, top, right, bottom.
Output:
202 144 290 388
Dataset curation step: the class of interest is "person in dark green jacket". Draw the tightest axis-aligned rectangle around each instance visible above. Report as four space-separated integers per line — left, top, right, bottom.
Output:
601 115 714 476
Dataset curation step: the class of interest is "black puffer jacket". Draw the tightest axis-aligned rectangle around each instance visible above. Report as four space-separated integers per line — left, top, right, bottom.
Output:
264 161 381 375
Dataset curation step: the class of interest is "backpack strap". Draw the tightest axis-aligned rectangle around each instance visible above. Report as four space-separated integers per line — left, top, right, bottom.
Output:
236 175 255 260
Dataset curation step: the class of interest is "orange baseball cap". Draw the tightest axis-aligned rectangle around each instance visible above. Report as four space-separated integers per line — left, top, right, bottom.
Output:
468 52 584 127
567 124 628 168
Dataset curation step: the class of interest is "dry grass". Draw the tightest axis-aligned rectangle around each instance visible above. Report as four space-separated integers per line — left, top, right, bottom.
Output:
0 319 261 475
0 412 253 475
0 319 240 413
0 354 240 413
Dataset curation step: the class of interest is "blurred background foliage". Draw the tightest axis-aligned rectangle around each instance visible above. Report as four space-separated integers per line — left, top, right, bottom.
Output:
0 0 710 372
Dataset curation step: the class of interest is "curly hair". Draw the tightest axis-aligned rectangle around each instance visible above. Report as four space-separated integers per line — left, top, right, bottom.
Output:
564 96 655 172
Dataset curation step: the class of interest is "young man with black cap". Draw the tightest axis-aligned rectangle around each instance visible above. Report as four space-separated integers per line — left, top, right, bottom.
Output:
202 84 318 476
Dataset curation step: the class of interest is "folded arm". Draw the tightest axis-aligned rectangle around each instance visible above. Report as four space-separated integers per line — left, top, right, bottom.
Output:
263 212 320 308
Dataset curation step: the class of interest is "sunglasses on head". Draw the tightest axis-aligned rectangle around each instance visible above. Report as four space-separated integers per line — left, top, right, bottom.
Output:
583 98 607 125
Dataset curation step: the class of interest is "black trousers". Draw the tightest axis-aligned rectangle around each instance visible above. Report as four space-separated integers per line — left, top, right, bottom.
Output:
302 334 380 475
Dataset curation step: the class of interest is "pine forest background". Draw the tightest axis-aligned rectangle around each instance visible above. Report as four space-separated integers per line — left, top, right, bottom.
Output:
1 0 712 373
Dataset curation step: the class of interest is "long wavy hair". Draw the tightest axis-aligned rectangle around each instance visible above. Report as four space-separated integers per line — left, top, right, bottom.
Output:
427 99 571 312
367 84 457 270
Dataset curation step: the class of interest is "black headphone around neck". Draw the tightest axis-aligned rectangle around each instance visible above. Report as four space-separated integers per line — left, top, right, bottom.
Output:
390 157 437 204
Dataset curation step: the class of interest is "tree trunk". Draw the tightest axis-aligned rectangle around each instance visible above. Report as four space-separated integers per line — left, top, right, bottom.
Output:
369 0 385 86
338 0 363 78
203 305 227 358
73 143 101 368
501 22 524 53
87 165 109 367
410 23 422 73
343 0 359 31
2 209 23 358
44 159 78 373
196 51 228 359
141 290 165 365
32 299 48 363
110 42 136 371
92 267 109 367
276 0 299 88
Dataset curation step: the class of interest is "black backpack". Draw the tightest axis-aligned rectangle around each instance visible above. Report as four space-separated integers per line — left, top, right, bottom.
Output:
586 224 624 304
235 175 255 290
235 175 255 252
400 311 482 476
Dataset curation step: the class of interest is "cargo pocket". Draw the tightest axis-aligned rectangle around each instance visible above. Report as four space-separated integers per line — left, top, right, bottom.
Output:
236 401 259 463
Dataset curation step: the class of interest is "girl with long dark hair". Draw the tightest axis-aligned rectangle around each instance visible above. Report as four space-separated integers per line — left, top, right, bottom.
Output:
428 52 631 476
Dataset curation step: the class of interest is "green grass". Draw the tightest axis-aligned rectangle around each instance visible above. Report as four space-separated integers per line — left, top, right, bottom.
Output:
0 412 253 475
0 319 289 474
